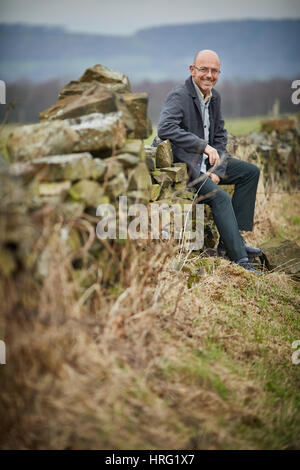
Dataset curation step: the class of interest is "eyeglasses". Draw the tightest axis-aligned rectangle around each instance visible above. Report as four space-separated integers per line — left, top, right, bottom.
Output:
193 65 221 76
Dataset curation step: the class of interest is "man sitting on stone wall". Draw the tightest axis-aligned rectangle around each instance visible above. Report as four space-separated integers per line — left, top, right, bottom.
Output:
157 49 262 273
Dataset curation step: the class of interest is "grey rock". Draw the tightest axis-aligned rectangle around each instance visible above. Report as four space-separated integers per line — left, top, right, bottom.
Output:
128 162 152 192
126 190 150 204
79 64 131 91
106 173 128 199
159 166 187 183
150 184 161 201
260 238 300 278
38 181 72 196
156 140 173 168
121 93 152 139
151 170 173 185
116 139 145 159
69 180 109 206
30 153 106 181
40 83 118 121
59 80 129 100
145 155 156 172
112 153 140 168
7 112 126 162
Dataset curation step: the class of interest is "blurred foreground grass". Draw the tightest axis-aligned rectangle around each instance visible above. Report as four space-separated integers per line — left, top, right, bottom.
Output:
0 187 300 449
1 114 300 450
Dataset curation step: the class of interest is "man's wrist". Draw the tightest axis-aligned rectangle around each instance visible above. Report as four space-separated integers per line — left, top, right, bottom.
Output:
202 141 209 153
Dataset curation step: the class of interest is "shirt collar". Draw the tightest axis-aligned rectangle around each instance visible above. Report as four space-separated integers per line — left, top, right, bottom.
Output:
192 78 212 104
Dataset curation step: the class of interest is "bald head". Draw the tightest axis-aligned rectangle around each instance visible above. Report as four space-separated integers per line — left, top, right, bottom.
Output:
190 49 221 96
193 50 221 67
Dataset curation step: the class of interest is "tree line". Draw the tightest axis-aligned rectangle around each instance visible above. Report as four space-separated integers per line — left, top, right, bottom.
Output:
0 77 298 125
134 78 298 123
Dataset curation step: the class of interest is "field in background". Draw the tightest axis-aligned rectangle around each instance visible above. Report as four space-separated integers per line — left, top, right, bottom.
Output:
226 115 269 135
144 114 299 145
225 114 298 135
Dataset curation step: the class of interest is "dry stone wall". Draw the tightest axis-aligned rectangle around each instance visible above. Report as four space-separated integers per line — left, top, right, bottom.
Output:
227 117 300 188
0 65 202 290
1 64 300 287
6 64 194 211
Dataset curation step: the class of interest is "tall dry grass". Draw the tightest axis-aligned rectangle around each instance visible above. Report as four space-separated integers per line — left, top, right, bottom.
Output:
0 203 184 449
0 159 300 449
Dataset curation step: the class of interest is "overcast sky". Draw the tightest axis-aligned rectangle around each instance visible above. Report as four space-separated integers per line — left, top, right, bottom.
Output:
1 0 300 35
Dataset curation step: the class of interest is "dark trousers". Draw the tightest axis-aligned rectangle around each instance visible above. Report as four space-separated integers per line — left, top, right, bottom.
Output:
194 157 260 261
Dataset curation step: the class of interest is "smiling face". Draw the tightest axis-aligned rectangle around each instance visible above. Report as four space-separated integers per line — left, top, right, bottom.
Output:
190 50 221 96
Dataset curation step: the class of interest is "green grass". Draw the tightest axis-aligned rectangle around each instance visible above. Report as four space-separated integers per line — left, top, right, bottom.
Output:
225 113 298 135
145 113 299 143
163 273 300 449
225 115 266 135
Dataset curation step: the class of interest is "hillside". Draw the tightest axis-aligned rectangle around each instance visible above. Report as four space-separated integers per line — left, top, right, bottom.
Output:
0 19 300 83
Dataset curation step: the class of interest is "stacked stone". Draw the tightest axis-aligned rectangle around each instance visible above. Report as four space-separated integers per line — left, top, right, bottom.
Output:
5 65 156 212
5 64 196 220
227 117 300 189
1 64 201 285
144 140 194 205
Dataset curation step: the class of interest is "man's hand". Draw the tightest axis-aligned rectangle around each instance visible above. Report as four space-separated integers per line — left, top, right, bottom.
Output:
207 172 220 184
204 144 220 167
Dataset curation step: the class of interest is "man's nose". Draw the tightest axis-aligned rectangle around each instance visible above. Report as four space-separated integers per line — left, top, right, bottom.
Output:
206 69 213 78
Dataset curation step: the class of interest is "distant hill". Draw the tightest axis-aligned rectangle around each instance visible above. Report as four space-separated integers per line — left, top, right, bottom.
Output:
0 19 299 83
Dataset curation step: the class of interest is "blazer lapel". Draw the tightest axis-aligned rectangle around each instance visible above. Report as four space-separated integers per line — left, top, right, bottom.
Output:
209 93 217 142
193 96 204 127
185 76 217 139
185 77 204 128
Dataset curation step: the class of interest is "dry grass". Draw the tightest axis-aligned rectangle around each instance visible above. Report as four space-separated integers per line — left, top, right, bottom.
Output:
1 214 299 449
1 142 300 449
238 168 300 248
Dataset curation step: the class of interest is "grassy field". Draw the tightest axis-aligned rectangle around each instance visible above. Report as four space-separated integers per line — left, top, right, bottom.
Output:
144 114 299 145
226 115 269 135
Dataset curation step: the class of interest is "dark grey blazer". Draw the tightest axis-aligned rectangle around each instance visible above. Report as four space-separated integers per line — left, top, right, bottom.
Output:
157 76 229 180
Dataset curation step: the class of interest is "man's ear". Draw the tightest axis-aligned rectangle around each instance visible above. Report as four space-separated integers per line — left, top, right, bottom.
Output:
189 65 195 76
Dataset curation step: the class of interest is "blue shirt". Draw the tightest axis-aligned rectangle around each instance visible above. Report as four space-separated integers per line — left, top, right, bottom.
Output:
192 78 212 173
